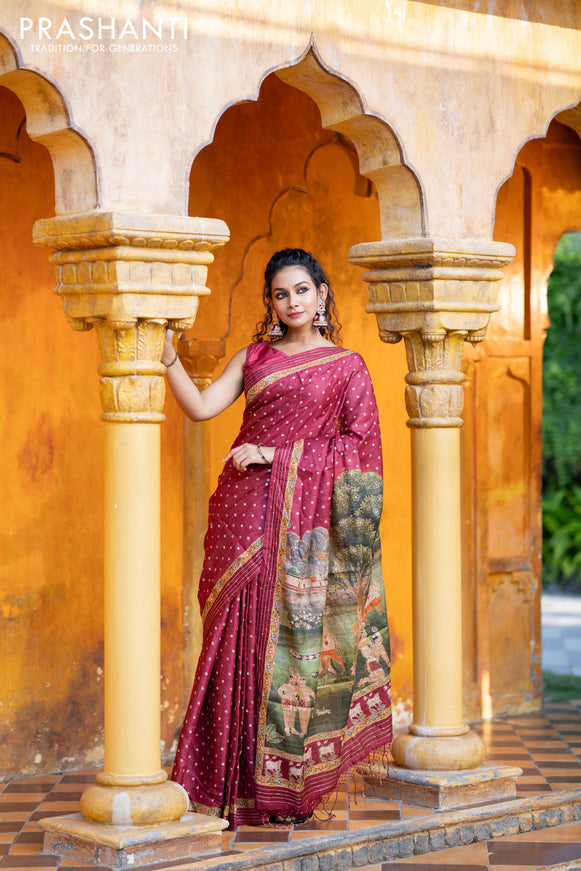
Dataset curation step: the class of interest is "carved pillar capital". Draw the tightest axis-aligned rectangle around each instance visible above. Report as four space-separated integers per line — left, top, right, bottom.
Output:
33 211 229 422
350 237 515 428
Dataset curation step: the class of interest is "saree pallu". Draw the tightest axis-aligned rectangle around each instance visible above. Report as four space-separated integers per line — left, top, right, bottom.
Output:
172 341 392 826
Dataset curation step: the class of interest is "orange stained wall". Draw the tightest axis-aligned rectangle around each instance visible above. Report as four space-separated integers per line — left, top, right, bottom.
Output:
179 74 414 722
0 87 186 778
460 120 581 721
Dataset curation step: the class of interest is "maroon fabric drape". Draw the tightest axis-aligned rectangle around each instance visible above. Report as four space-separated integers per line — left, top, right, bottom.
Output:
172 342 392 826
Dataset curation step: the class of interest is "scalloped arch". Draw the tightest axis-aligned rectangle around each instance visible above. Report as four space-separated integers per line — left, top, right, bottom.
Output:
555 100 581 140
275 45 425 239
0 31 97 214
492 94 581 234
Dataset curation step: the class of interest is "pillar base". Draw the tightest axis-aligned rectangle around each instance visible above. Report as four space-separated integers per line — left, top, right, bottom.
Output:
359 763 523 810
392 727 487 770
81 772 189 826
39 812 228 869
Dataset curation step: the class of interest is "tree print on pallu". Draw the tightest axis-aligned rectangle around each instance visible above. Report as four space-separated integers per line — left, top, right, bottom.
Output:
329 469 389 693
258 469 391 793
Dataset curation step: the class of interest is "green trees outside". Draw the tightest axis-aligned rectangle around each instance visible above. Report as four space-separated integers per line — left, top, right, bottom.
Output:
542 231 581 589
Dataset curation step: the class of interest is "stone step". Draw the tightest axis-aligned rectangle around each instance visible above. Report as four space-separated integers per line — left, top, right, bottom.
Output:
536 862 581 871
165 788 581 871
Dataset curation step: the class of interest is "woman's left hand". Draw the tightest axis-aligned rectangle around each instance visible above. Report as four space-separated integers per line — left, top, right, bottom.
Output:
223 443 274 471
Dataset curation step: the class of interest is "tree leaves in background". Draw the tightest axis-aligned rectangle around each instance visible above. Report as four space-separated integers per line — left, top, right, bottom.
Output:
542 485 581 587
543 232 581 590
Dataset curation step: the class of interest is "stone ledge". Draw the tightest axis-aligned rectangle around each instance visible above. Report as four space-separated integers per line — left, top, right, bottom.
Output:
41 812 227 869
120 788 581 871
33 211 230 252
535 863 581 871
360 763 522 809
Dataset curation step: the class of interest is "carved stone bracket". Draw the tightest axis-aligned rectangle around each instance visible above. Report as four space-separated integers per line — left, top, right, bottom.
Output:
350 237 515 428
178 337 227 389
33 212 229 422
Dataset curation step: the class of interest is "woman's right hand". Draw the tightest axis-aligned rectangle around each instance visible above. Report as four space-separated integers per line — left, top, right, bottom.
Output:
162 328 176 366
223 443 274 471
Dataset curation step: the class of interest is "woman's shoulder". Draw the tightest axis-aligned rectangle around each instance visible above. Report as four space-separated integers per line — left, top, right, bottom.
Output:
243 341 278 369
337 348 374 382
245 341 269 360
221 345 250 372
335 346 367 366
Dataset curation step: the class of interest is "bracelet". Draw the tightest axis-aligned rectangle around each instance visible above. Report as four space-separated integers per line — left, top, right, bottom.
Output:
165 349 179 369
257 443 272 465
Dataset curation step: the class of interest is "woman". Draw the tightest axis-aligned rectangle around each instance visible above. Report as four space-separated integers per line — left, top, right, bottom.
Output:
164 248 392 827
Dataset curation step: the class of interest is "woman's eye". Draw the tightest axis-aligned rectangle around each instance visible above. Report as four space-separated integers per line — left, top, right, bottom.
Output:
297 286 309 294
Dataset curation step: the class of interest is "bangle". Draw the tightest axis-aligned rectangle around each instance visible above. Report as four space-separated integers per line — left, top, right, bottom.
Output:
165 349 179 369
257 443 272 465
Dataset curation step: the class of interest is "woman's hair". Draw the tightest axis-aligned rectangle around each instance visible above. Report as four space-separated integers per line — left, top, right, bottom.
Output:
253 248 342 344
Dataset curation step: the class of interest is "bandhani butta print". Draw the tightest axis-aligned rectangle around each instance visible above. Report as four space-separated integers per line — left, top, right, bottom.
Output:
172 341 392 826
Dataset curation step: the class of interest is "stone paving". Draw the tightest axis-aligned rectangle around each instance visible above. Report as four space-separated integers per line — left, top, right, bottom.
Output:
3 702 581 870
542 594 581 678
2 595 581 870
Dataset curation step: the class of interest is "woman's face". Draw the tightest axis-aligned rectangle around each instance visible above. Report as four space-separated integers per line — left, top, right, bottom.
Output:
270 266 327 331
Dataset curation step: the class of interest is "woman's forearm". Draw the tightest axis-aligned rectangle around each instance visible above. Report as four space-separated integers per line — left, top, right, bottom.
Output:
164 353 209 420
162 330 246 421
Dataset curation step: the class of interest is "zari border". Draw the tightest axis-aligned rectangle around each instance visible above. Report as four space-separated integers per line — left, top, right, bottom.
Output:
201 536 264 622
254 440 304 781
191 796 256 816
190 799 225 818
246 350 353 404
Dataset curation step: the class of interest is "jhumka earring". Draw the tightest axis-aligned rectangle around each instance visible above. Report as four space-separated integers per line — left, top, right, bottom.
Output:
313 296 328 329
268 309 284 340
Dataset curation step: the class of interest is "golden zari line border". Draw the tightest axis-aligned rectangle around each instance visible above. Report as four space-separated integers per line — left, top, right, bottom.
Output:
201 536 264 622
255 440 304 783
246 350 353 404
189 799 224 817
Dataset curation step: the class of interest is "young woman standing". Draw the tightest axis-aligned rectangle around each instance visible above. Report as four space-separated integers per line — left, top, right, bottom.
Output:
164 248 392 827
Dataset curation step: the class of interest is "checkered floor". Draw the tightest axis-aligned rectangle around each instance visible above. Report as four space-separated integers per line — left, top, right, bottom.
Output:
2 701 581 870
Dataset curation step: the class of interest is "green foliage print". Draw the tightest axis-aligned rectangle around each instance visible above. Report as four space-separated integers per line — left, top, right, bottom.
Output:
328 468 383 611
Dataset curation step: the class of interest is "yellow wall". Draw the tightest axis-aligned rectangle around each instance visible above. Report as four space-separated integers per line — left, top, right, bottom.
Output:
0 86 104 773
0 86 185 776
459 120 581 720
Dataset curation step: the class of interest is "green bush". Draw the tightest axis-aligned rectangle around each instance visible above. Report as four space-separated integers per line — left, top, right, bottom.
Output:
543 232 581 489
542 232 581 590
542 485 581 589
543 671 581 702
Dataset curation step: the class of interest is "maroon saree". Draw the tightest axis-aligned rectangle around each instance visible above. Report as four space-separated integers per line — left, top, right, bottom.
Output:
171 341 392 826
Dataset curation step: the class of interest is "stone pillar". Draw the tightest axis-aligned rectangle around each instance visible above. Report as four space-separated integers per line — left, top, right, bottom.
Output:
352 238 523 809
32 212 230 868
179 337 226 691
